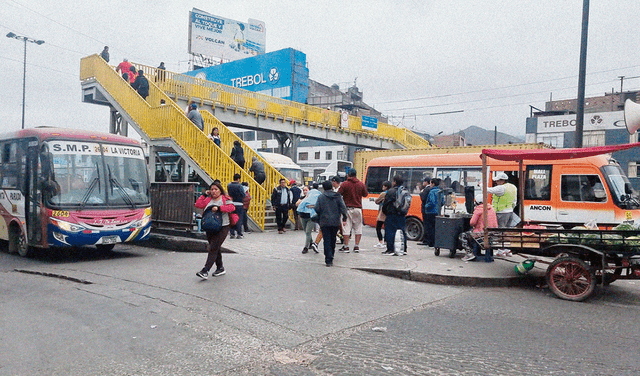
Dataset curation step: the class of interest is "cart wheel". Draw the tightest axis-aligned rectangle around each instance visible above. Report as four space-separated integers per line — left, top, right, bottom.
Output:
594 254 622 286
448 249 456 258
434 248 440 256
546 257 596 302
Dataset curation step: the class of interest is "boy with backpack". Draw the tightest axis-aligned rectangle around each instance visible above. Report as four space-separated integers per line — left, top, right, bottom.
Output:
382 175 412 255
423 178 443 247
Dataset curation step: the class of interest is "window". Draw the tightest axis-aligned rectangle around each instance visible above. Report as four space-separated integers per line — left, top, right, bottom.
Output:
561 174 606 202
525 165 552 200
583 131 605 147
436 168 462 193
0 142 18 188
391 167 433 194
326 151 332 160
315 152 320 160
539 134 563 148
299 152 308 161
365 166 390 193
337 151 344 160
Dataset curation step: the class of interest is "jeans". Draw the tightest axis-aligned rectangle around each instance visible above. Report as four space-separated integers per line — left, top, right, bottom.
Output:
424 213 436 247
275 206 289 231
300 216 315 248
384 215 406 254
203 225 229 272
242 208 249 232
376 220 384 242
320 225 339 264
229 206 244 236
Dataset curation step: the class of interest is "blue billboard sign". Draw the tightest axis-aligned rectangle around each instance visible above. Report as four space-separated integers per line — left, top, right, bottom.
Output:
184 48 308 103
362 116 378 130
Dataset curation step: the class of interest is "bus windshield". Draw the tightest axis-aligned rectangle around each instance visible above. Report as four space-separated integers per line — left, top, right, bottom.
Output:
602 164 640 209
46 141 149 208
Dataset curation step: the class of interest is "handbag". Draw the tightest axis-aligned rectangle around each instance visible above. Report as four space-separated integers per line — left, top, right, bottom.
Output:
201 207 223 233
230 212 239 226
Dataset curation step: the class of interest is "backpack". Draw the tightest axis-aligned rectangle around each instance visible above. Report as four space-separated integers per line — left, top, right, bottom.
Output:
393 186 412 215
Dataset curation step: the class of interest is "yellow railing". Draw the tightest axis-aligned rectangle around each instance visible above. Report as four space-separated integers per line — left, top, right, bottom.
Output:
80 54 291 229
130 63 431 149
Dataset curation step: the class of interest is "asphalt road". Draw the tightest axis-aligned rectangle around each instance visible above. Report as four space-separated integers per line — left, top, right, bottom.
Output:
1 243 640 375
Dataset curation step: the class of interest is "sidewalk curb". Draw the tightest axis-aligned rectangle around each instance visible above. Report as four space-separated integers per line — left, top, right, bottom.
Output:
135 233 234 254
356 268 544 288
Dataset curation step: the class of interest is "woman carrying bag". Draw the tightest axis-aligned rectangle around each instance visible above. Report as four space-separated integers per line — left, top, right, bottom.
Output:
194 181 237 280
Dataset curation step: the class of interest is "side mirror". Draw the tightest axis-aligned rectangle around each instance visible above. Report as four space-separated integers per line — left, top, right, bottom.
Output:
40 152 54 180
625 182 634 195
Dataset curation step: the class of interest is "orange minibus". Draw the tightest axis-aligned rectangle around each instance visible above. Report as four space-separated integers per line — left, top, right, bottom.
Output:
362 153 640 241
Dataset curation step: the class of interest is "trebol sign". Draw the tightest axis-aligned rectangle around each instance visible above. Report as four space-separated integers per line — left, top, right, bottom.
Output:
536 111 625 133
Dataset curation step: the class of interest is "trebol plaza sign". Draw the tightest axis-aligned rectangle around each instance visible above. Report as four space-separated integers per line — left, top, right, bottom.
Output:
537 111 626 133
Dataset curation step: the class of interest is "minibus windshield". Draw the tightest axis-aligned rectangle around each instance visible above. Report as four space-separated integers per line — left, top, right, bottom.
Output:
602 164 640 209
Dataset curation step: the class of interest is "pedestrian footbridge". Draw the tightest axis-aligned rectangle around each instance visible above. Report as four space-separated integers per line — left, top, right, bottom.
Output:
79 54 429 229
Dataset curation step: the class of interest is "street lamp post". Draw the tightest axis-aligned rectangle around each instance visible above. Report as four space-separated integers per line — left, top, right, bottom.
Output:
6 32 45 130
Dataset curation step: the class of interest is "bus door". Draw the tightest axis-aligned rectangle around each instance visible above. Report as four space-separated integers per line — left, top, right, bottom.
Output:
523 165 555 223
25 141 44 246
556 166 612 225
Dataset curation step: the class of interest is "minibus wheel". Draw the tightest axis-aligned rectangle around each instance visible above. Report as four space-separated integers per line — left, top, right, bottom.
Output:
405 217 423 241
9 225 31 257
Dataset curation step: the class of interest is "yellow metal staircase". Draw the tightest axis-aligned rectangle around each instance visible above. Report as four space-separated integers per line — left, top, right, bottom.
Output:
80 54 291 229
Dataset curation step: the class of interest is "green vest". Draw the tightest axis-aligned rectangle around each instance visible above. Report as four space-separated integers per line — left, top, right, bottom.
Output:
493 183 517 212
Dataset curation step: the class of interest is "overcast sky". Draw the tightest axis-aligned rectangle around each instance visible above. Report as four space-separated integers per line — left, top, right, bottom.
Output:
2 0 640 139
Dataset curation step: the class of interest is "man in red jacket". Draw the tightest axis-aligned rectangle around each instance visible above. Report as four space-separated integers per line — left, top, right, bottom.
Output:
337 169 368 252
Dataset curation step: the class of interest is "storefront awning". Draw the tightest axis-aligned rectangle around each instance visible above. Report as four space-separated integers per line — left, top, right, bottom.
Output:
481 142 640 162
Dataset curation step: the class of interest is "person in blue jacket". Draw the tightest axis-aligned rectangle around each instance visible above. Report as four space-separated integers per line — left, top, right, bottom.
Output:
297 183 322 254
424 178 443 247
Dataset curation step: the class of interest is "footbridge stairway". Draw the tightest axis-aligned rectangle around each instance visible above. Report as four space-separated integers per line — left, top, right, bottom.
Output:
80 54 289 230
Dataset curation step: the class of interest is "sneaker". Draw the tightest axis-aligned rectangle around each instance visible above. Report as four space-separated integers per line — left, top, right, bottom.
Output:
212 268 226 276
382 251 395 255
302 247 309 254
278 230 284 234
462 253 476 262
339 246 350 253
311 243 319 253
373 242 384 248
325 262 333 267
236 235 244 239
353 246 360 253
229 234 236 239
196 270 208 280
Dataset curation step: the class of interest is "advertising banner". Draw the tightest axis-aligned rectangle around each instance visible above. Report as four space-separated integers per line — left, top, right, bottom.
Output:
362 116 378 130
188 8 265 62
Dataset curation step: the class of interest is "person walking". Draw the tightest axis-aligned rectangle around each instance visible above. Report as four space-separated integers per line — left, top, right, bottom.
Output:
227 173 245 239
187 103 204 131
230 140 245 169
271 178 292 234
423 178 443 248
382 175 409 255
249 156 266 185
418 177 433 245
156 61 166 82
241 182 251 233
297 185 322 254
132 70 149 99
208 127 221 147
314 180 347 266
337 169 368 253
194 181 235 279
100 46 109 62
374 181 392 249
116 58 132 78
487 172 518 228
290 180 302 230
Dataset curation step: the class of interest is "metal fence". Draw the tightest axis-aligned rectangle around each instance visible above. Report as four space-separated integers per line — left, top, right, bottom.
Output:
150 182 196 229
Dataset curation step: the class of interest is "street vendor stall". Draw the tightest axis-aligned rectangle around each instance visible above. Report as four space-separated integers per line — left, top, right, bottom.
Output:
480 143 640 301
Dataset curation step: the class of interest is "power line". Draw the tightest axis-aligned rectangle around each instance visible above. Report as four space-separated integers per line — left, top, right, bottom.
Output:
0 55 77 77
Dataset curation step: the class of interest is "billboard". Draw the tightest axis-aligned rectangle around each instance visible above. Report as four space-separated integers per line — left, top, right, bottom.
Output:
535 111 625 134
184 48 309 104
188 8 266 62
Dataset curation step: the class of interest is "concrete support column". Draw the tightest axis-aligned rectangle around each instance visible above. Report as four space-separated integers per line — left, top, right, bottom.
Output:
275 133 300 162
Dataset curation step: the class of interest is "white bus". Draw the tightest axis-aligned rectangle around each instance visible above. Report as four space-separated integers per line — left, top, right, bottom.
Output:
259 152 304 184
317 160 353 183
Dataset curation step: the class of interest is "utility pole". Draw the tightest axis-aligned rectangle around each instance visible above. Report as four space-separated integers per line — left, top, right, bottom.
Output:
574 0 590 148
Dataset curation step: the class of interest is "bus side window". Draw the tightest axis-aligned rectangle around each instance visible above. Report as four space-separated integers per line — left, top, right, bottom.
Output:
525 165 552 201
365 166 389 194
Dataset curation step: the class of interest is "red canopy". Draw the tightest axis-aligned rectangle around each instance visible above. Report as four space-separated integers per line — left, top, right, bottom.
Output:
482 142 640 161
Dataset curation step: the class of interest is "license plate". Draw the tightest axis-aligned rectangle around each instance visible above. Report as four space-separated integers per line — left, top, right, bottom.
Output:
101 236 119 244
